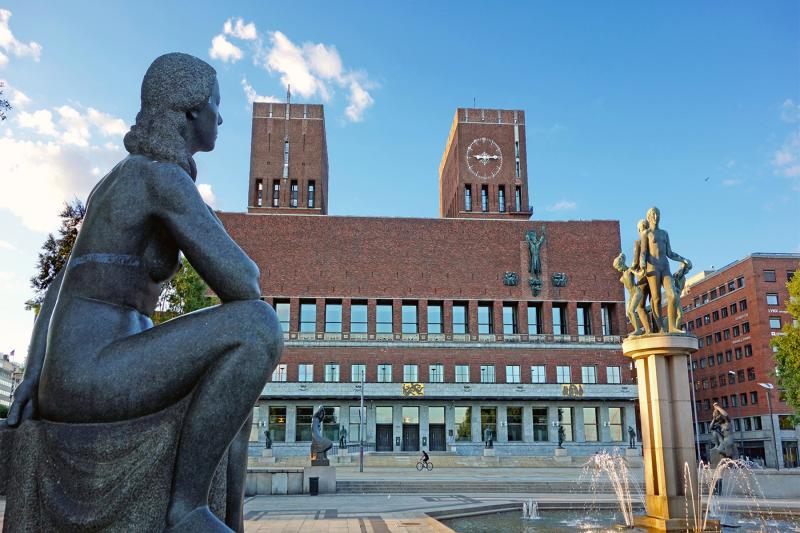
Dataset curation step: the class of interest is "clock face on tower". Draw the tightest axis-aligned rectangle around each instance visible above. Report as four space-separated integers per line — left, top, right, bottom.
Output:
466 137 502 179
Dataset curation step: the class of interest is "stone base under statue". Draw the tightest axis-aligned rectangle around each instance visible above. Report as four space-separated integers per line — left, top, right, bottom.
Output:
482 448 495 457
625 447 642 466
0 400 227 531
553 447 570 463
303 465 336 494
634 514 720 532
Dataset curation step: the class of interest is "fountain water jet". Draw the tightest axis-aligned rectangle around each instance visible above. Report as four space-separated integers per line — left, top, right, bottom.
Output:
521 499 540 520
582 449 643 527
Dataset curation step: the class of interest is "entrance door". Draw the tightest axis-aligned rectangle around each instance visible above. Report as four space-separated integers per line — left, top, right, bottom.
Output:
429 424 446 451
402 425 420 451
376 425 393 451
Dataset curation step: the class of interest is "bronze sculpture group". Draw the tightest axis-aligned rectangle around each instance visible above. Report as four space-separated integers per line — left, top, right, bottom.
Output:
614 207 692 335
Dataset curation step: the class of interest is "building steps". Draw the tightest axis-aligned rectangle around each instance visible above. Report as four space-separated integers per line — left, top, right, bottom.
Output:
335 480 616 494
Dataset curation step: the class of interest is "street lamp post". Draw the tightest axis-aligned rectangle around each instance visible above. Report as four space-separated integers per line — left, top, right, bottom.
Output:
759 382 780 470
359 369 365 473
688 358 701 463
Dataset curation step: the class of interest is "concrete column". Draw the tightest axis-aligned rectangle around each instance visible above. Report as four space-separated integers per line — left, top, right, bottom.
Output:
418 300 428 335
285 404 297 443
258 403 269 445
367 402 376 444
471 404 482 442
542 302 553 335
420 404 430 450
599 405 611 442
566 301 578 335
548 405 560 443
523 404 534 442
625 404 638 444
590 302 603 337
393 404 403 451
446 404 455 448
574 405 586 443
624 334 699 531
497 405 508 443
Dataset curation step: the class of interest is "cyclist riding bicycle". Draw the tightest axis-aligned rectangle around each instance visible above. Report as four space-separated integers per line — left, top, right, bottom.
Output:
421 450 429 465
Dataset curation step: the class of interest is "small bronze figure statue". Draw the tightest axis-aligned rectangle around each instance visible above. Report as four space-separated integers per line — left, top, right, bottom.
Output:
557 425 566 449
483 427 493 449
628 426 636 449
339 426 347 448
710 402 738 459
525 226 546 278
264 429 272 450
613 252 650 336
310 405 332 466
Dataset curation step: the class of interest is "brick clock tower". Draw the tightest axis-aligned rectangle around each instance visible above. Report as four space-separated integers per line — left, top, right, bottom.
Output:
439 108 531 219
247 102 329 215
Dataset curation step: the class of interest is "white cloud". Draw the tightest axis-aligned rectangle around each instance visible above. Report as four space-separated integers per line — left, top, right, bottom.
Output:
266 31 325 99
17 108 57 136
224 17 257 40
1 79 31 108
0 239 13 250
0 9 42 67
780 99 800 123
241 78 279 104
546 200 577 211
209 34 243 63
721 178 743 187
197 183 217 207
345 77 373 122
772 130 800 178
87 107 127 137
57 105 91 147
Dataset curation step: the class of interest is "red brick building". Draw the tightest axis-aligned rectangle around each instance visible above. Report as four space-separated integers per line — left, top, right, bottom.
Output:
218 105 637 457
681 254 799 468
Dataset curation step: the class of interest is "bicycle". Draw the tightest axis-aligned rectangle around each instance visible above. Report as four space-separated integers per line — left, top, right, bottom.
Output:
416 460 433 471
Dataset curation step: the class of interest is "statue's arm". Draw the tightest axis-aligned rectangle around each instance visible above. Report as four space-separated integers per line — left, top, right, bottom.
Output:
637 233 649 271
153 166 261 302
6 269 65 426
664 232 689 264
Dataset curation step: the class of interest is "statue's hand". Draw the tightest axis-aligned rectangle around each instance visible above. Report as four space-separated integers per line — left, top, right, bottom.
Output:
684 259 693 270
5 378 38 427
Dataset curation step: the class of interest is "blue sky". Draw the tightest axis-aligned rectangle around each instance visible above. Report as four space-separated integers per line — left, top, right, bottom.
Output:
0 1 798 362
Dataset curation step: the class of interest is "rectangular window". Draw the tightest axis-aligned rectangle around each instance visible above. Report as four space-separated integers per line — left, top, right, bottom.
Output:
498 186 506 213
298 364 313 382
779 415 795 430
747 367 756 381
750 391 758 405
452 303 468 334
713 310 719 322
732 326 740 337
721 396 728 407
307 181 315 208
375 406 392 425
730 302 737 314
271 180 281 207
601 304 612 335
764 270 776 282
282 140 289 178
742 322 750 333
351 363 365 383
402 303 418 334
481 407 497 442
532 407 549 441
708 355 715 367
704 314 711 325
581 366 597 384
269 406 286 442
710 288 718 300
290 180 298 207
737 369 745 382
723 329 730 340
507 407 523 441
403 364 418 382
480 364 495 383
464 185 472 211
726 350 732 362
325 302 342 333
429 363 444 383
558 407 574 442
740 393 747 406
528 304 543 335
556 365 571 384
731 395 737 407
455 406 471 442
350 302 368 333
502 303 518 334
740 299 748 311
606 366 621 384
480 185 488 211
377 364 392 383
552 304 567 335
324 363 340 382
752 416 762 430
608 407 624 441
721 307 728 318
348 405 364 443
715 332 721 343
455 364 470 383
531 365 546 384
789 270 796 282
272 363 287 382
717 353 723 364
577 304 592 335
255 178 263 207
515 186 522 212
767 294 779 306
770 317 782 329
427 302 443 334
300 302 316 333
737 276 745 288
478 303 493 334
321 407 340 443
376 303 393 333
744 344 752 357
275 301 290 332
506 365 521 383
295 406 313 442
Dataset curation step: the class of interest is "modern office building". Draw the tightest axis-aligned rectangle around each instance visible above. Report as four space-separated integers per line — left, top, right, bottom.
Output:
218 104 637 457
0 353 22 410
681 254 799 468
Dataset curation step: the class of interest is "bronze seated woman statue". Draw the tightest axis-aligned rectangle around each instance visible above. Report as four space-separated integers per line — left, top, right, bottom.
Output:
1 53 283 533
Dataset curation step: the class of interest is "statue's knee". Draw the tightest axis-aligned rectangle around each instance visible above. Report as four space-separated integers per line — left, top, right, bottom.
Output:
237 300 283 362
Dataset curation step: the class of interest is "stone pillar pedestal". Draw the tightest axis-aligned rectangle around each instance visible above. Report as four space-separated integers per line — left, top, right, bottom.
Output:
623 334 702 532
553 447 570 464
625 446 643 466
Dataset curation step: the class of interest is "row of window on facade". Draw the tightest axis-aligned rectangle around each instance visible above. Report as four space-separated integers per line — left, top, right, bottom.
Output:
689 269 794 312
695 364 757 390
463 184 525 213
691 344 753 371
254 179 316 208
697 415 769 435
696 390 762 412
275 301 614 336
271 362 623 385
685 298 748 332
257 405 628 444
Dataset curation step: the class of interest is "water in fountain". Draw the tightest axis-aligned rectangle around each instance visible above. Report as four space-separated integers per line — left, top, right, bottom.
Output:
580 448 643 528
521 499 540 520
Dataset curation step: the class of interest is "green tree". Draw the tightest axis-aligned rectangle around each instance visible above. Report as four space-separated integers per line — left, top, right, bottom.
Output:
26 199 86 311
0 404 9 419
772 267 800 416
0 81 11 121
152 258 219 324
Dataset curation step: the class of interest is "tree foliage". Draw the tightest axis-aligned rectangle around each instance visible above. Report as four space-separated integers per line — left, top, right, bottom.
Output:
26 199 86 311
772 267 800 416
0 81 11 121
0 404 9 419
152 258 219 324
